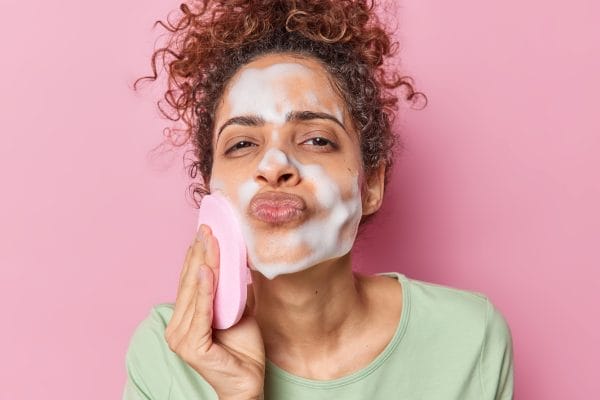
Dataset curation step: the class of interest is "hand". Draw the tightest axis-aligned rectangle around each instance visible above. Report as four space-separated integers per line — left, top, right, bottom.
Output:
165 224 265 400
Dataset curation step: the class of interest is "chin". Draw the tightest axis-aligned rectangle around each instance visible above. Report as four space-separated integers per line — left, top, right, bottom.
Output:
249 250 332 280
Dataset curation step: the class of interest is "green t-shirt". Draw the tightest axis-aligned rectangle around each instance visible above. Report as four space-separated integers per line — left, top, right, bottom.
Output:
122 272 514 399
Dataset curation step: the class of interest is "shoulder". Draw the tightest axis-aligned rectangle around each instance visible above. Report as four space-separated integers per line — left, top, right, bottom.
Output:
124 303 219 399
412 276 512 349
410 275 488 307
394 273 514 398
405 275 498 329
375 272 512 334
139 303 176 330
126 303 175 356
124 303 176 398
378 272 513 360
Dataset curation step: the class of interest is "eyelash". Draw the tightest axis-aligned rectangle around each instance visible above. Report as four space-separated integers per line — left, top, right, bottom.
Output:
302 137 337 148
223 136 338 155
224 140 256 155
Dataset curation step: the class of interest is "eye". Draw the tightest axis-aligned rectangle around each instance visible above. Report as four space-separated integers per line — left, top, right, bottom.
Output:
224 140 257 155
301 136 339 150
305 137 329 146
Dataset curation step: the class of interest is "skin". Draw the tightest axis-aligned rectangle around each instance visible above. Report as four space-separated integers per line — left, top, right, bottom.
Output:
165 53 403 399
209 59 363 279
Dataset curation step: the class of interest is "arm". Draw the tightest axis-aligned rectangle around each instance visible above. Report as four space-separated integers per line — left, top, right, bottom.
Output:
122 374 151 400
479 299 515 400
122 311 173 400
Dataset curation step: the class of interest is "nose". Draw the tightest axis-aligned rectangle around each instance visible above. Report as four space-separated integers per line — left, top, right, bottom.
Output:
255 148 301 187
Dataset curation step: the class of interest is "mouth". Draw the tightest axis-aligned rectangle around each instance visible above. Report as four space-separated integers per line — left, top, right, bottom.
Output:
249 191 307 225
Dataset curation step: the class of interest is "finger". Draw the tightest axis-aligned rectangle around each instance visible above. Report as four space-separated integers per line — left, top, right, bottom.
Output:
203 227 221 289
176 224 206 292
168 226 209 336
182 224 208 276
188 264 215 352
177 223 207 292
172 228 220 345
167 273 201 350
177 244 194 293
167 257 201 338
187 224 209 274
176 224 209 308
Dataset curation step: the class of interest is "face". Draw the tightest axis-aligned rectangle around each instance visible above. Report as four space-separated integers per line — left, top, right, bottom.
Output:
209 53 377 280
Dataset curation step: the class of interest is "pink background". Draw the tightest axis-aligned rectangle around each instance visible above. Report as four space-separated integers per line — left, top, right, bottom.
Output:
1 0 598 398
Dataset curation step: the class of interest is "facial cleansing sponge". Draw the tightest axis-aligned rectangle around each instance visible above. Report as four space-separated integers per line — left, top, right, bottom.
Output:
196 192 250 329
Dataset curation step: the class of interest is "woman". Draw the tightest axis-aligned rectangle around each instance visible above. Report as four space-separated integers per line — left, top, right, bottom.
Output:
123 1 514 399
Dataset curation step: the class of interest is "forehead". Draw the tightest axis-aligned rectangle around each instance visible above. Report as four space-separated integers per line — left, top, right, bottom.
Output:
215 54 346 126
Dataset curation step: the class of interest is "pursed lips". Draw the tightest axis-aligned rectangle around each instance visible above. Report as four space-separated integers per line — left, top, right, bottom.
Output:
249 191 307 225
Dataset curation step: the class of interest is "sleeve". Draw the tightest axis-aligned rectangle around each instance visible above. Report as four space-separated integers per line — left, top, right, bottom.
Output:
122 308 174 400
479 299 515 400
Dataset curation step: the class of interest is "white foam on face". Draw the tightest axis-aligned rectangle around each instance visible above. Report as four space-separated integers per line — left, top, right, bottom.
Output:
238 179 260 207
257 161 361 279
233 147 362 280
225 63 343 127
209 177 225 193
212 60 358 278
257 148 289 174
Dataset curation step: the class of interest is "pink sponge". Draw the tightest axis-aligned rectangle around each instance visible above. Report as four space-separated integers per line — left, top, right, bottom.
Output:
196 192 250 329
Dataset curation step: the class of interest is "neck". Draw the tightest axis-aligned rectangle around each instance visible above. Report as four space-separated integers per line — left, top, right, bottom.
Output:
248 252 368 363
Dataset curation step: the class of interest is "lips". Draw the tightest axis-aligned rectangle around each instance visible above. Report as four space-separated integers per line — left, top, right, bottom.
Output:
249 191 307 224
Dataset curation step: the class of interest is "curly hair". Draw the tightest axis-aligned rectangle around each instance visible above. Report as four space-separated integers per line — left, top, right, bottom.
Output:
136 0 426 215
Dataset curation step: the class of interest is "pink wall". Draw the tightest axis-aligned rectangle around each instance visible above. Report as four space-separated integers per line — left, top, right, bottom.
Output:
1 1 597 398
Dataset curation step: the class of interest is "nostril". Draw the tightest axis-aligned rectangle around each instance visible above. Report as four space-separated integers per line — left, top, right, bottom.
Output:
279 173 295 183
256 175 268 183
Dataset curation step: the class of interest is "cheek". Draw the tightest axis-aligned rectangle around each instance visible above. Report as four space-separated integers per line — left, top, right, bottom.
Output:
209 164 260 213
341 175 361 204
209 165 241 198
332 161 363 199
357 169 367 196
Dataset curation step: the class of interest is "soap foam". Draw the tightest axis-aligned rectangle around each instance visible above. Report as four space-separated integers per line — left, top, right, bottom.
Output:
226 63 343 127
235 147 361 280
257 148 289 174
212 60 357 278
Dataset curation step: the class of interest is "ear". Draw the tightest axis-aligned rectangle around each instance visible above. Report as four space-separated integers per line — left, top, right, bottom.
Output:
361 163 386 216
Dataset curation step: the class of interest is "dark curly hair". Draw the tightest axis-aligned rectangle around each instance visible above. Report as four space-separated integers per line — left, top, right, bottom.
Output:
136 0 426 219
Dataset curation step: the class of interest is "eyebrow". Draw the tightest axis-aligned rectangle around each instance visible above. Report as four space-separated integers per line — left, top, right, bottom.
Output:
285 111 346 132
217 115 265 138
216 110 347 138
